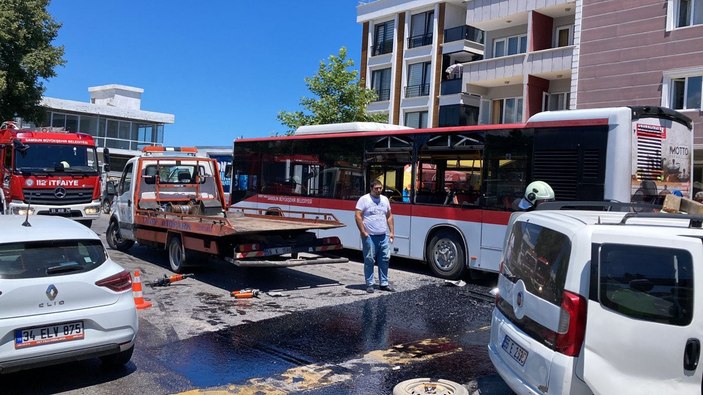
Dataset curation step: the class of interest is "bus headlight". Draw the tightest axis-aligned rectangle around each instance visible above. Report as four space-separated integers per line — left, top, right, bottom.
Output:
85 205 101 215
12 207 35 216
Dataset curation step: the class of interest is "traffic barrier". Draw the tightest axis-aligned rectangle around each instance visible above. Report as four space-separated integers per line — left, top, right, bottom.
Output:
132 270 153 310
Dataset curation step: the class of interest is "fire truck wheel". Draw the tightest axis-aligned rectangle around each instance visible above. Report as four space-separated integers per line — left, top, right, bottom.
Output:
168 236 190 273
426 230 466 280
106 220 135 251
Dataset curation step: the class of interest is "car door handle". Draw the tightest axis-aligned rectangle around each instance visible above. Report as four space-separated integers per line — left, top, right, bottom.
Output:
684 338 700 371
127 200 132 208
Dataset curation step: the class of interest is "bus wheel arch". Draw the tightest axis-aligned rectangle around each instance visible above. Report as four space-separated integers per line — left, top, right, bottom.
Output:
425 227 467 280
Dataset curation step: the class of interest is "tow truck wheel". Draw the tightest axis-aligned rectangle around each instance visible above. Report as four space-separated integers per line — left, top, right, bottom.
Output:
106 220 135 252
426 230 466 280
168 236 189 273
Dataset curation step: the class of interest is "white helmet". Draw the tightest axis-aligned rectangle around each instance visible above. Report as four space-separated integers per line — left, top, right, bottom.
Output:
518 181 555 209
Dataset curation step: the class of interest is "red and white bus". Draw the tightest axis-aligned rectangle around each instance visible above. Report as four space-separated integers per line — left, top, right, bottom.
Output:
229 106 692 279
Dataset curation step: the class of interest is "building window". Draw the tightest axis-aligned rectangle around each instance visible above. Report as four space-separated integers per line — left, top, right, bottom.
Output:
543 92 571 111
671 76 702 110
555 25 573 47
371 68 392 101
405 111 428 128
676 0 703 27
408 10 434 48
406 61 431 98
373 20 395 56
491 97 523 124
493 34 527 57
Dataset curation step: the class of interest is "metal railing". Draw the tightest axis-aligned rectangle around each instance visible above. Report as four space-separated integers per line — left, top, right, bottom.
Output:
405 83 430 98
374 89 391 101
408 33 433 49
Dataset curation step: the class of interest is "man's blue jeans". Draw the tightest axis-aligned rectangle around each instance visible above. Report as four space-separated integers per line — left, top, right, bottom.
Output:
363 234 391 287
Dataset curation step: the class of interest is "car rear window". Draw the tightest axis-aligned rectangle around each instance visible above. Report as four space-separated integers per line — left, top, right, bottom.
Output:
0 239 107 279
594 243 693 326
502 221 572 305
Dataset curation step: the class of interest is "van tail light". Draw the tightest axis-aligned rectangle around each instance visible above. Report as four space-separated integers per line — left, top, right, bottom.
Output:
95 270 133 292
555 290 587 356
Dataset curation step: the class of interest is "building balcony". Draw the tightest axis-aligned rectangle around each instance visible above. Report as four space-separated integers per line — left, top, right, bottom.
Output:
525 46 574 77
372 40 394 56
466 0 575 30
441 78 463 95
373 89 391 102
444 25 484 45
464 45 573 87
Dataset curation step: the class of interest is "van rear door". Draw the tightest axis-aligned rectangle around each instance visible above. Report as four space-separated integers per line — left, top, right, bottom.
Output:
584 232 703 394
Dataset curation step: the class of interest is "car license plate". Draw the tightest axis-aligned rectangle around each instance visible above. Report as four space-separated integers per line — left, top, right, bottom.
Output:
49 208 71 214
501 334 528 366
15 321 84 349
265 246 292 255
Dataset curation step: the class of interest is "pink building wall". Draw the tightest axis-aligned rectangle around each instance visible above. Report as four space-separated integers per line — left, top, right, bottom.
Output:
578 0 703 145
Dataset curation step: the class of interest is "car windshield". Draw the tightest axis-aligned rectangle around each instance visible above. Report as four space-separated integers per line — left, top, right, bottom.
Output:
0 239 107 279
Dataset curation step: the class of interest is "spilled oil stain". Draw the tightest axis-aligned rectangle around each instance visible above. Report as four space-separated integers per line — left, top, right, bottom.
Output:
152 285 497 394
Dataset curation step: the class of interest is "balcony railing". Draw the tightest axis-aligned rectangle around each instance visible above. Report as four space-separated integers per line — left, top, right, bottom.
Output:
444 25 484 45
405 83 430 98
373 89 391 101
372 40 394 56
408 33 433 49
441 79 463 95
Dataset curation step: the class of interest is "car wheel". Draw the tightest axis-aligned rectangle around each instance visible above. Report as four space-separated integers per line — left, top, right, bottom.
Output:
393 378 468 395
106 220 135 251
100 345 134 368
426 230 465 280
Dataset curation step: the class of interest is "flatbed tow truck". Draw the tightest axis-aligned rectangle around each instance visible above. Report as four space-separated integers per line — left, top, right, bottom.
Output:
106 147 347 272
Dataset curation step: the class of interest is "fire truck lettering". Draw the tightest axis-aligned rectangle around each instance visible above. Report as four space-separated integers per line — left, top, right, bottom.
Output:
48 180 79 187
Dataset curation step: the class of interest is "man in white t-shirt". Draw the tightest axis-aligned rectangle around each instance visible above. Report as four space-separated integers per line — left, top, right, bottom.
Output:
355 179 395 293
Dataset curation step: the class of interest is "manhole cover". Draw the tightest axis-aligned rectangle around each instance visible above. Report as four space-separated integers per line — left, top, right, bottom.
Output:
393 378 469 395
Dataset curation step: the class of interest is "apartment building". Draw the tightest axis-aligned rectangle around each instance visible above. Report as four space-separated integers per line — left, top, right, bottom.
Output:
357 0 703 190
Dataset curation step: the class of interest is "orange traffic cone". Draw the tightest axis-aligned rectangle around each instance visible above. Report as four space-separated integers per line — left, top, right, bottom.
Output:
132 270 153 310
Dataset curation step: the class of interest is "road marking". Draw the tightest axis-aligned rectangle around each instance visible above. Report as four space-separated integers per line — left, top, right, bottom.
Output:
177 330 490 394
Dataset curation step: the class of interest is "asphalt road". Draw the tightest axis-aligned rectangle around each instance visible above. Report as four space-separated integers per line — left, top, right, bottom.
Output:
0 214 513 395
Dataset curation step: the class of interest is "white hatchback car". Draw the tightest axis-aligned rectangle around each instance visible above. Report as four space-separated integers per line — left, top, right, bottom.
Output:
0 215 137 373
489 208 702 395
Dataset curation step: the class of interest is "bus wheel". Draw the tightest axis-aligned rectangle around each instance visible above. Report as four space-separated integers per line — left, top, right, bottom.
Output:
426 230 465 280
106 220 135 252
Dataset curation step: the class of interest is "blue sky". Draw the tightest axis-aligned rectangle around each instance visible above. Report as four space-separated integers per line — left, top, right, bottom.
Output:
45 1 362 146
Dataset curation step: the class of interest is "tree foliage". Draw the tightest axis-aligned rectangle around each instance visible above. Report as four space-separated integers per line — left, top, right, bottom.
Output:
0 0 65 122
277 47 387 135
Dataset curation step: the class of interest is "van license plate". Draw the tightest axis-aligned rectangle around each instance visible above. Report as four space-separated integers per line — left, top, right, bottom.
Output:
15 321 84 349
501 335 528 366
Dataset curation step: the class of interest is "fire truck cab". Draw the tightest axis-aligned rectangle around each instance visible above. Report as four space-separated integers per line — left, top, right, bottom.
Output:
0 121 104 227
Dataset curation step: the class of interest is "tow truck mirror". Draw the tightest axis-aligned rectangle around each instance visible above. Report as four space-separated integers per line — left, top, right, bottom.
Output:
106 181 116 195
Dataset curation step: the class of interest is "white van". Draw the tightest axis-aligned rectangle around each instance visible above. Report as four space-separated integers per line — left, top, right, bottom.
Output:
488 208 702 394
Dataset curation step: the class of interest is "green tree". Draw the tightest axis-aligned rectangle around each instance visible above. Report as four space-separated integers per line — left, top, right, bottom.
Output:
0 0 65 122
277 47 387 135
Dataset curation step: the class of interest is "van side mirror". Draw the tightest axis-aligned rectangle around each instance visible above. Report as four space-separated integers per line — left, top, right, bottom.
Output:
106 181 116 195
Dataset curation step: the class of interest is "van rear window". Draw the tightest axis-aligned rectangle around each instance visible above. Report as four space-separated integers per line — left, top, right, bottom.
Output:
595 244 693 326
502 221 571 305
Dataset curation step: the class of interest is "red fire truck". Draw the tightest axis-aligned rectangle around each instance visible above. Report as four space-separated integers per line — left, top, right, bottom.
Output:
0 121 105 227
